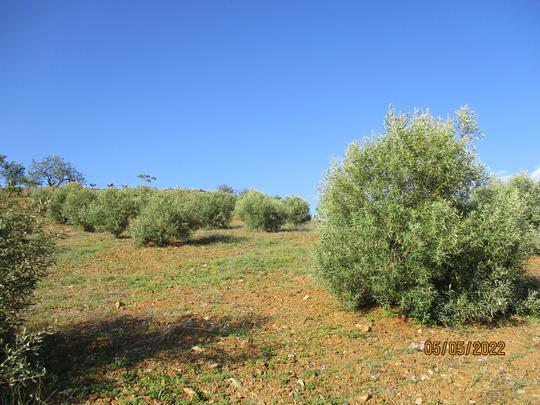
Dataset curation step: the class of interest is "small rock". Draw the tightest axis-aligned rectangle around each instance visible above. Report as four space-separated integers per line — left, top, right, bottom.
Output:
420 374 428 381
427 369 434 376
228 378 243 390
468 401 476 404
208 363 219 369
114 301 123 309
358 394 371 402
358 387 373 402
203 316 210 321
448 375 454 384
411 342 424 351
415 398 422 405
517 389 525 394
355 323 372 332
191 345 204 352
417 328 422 334
297 379 305 389
183 387 198 400
303 295 310 300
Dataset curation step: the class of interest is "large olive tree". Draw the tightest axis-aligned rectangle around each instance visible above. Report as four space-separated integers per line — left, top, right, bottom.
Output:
313 107 539 325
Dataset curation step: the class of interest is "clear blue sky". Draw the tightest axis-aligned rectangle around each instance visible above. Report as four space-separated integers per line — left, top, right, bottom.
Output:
1 0 539 208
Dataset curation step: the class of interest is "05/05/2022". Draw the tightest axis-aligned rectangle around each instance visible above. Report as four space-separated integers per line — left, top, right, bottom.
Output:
424 340 505 356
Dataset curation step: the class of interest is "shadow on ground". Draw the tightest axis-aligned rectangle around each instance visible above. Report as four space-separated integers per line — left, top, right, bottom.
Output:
42 313 272 403
186 234 249 246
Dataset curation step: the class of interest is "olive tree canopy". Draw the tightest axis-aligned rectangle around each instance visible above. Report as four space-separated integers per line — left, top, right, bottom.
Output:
313 107 539 325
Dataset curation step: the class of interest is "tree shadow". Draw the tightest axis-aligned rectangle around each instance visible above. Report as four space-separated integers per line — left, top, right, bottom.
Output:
185 234 248 246
41 313 272 403
279 226 312 233
523 274 540 290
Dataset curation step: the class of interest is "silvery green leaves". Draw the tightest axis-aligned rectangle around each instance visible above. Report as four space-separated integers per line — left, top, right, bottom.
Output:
313 107 538 325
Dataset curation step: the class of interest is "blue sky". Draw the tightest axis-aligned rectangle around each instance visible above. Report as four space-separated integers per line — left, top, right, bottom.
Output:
1 0 539 208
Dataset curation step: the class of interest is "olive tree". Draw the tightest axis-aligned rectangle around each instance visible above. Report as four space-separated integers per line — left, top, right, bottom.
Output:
87 188 138 237
235 191 286 232
283 196 311 226
0 210 55 402
313 107 539 325
130 191 201 246
61 185 96 231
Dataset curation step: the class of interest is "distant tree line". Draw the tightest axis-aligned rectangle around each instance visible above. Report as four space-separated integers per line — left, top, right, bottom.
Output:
0 154 85 191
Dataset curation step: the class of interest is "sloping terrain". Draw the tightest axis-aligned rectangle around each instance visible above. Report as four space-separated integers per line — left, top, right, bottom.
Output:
29 224 540 404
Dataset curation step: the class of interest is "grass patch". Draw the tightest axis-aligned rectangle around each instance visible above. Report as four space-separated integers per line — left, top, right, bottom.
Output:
55 235 112 267
317 325 366 339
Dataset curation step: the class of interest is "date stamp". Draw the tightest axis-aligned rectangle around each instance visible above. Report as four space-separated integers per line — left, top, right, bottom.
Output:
423 340 505 356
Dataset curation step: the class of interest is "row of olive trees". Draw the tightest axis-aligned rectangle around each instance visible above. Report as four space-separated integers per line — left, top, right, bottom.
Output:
313 107 540 325
31 185 235 244
235 191 311 232
31 184 311 246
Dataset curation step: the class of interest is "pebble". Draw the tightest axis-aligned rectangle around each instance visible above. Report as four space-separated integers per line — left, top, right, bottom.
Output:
358 387 373 402
228 378 243 390
355 323 372 332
